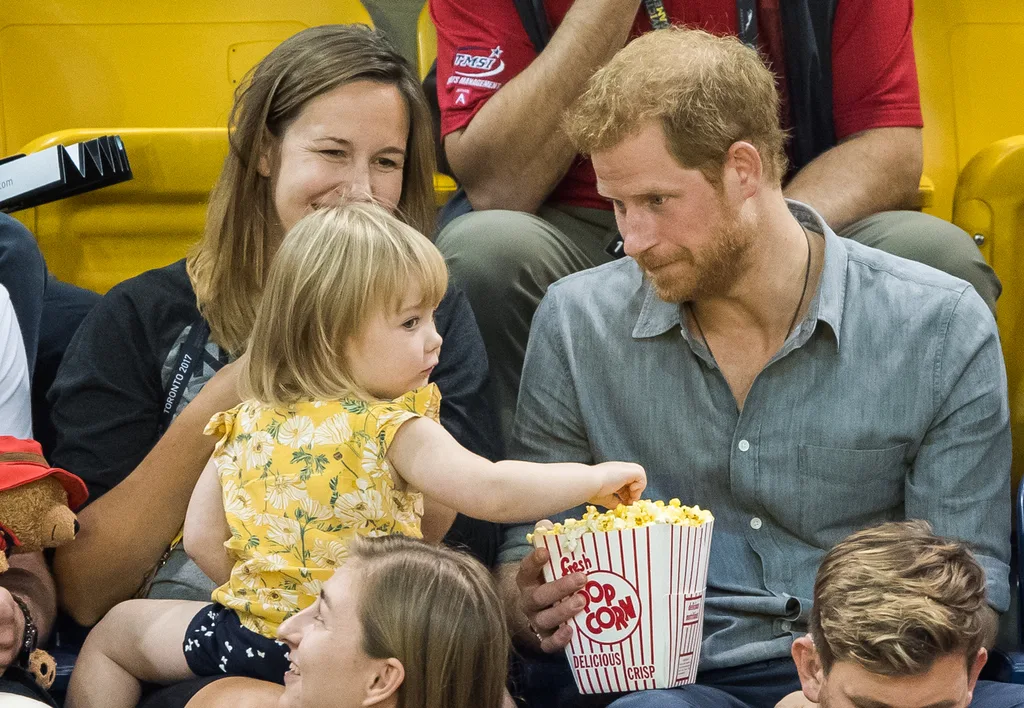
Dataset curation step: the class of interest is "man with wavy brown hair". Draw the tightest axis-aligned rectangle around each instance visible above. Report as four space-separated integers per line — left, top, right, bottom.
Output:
789 521 993 708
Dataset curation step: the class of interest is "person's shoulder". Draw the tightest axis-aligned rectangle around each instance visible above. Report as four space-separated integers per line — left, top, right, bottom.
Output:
537 258 645 330
105 259 193 303
92 259 197 327
71 259 200 363
840 238 989 322
546 257 645 305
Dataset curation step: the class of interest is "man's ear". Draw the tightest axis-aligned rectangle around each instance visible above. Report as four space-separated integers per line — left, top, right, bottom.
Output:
724 140 763 200
792 635 826 702
966 647 988 700
363 658 405 706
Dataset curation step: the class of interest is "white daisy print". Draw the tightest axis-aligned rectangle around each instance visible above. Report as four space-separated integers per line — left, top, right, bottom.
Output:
266 474 305 510
309 538 348 570
265 516 301 548
278 416 314 449
247 431 275 467
313 414 352 446
334 482 386 526
298 497 330 522
222 479 254 521
248 551 289 572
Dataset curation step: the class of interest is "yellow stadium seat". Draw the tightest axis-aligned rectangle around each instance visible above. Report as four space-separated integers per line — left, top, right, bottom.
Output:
913 0 1024 220
951 136 1024 486
0 3 373 155
15 128 228 294
0 2 373 290
417 1 438 82
418 2 458 206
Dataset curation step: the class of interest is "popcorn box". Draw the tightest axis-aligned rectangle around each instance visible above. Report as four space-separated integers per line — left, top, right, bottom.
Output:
534 518 714 694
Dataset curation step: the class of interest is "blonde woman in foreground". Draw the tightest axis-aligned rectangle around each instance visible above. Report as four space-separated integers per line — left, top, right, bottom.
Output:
192 534 514 708
66 203 645 708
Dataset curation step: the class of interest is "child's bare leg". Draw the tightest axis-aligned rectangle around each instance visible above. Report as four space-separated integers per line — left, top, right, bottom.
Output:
67 599 208 708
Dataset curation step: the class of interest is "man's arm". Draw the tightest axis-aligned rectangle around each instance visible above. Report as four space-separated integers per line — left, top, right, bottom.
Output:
443 0 641 213
783 127 923 232
0 553 56 672
906 288 1011 612
785 0 923 231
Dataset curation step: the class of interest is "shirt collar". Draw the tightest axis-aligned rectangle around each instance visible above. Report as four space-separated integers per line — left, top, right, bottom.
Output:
631 200 848 346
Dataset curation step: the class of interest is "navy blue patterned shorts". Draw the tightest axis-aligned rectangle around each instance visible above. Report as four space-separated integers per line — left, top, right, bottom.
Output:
183 603 291 683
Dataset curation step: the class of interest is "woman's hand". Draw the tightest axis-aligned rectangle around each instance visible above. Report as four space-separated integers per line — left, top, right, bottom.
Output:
588 461 647 509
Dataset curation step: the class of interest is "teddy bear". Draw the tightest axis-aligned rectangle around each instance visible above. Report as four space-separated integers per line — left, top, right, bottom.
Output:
0 436 88 691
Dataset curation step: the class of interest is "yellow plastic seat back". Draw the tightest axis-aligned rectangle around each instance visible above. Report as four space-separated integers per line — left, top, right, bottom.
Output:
0 3 373 155
0 2 373 291
914 0 1024 220
418 2 457 206
16 128 228 294
952 136 1024 486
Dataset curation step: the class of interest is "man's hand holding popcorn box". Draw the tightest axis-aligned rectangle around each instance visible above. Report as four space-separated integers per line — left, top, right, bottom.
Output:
526 501 714 694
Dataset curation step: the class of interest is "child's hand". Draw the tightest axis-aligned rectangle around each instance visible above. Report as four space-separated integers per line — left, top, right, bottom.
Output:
589 462 647 509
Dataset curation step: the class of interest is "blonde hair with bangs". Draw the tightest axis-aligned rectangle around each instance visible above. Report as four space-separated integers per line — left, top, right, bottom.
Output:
242 202 447 406
564 27 787 186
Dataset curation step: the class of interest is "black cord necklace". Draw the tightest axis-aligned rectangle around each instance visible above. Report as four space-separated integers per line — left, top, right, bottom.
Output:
689 226 813 361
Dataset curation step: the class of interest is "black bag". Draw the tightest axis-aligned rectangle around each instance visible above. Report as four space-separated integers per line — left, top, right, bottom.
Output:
423 0 552 232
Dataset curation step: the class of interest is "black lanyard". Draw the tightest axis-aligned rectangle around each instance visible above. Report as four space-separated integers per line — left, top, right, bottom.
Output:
642 0 759 48
159 319 217 433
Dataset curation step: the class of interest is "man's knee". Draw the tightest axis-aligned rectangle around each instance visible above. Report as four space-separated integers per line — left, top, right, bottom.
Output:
435 209 566 295
840 210 1000 312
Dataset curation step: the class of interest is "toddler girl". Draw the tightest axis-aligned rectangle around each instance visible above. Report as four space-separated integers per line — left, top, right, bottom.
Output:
66 202 645 708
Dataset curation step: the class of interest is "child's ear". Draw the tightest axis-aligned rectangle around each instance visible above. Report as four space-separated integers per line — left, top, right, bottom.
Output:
791 635 825 702
363 658 405 706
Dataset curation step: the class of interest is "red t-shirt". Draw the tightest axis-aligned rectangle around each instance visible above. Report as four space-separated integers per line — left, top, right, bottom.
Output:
432 0 923 210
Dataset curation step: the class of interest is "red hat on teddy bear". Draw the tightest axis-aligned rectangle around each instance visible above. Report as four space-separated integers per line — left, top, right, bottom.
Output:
0 436 88 510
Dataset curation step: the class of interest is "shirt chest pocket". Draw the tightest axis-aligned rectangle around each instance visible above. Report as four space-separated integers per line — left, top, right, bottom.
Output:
790 443 909 546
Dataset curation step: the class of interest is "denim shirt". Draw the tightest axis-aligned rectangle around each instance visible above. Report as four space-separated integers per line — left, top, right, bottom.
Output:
501 201 1011 671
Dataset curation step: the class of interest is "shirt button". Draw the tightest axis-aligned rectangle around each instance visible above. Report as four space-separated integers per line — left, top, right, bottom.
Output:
781 620 792 632
750 517 762 530
738 439 750 452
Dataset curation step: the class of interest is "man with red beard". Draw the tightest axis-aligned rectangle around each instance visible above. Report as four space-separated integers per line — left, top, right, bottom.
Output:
499 28 1016 708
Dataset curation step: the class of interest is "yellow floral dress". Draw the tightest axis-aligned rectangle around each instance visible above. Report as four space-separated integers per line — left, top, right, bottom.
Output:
204 384 441 638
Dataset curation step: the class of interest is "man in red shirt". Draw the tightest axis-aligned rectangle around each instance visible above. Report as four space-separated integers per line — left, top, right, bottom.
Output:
431 0 1000 448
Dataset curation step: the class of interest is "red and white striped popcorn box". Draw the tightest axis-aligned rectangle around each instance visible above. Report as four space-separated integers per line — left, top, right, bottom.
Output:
534 520 714 694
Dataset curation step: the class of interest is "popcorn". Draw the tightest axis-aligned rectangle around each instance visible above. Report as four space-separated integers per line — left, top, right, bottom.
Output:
530 499 715 694
527 499 713 551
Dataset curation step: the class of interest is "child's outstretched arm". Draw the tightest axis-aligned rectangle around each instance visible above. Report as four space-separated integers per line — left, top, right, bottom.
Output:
183 457 233 586
387 418 646 523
